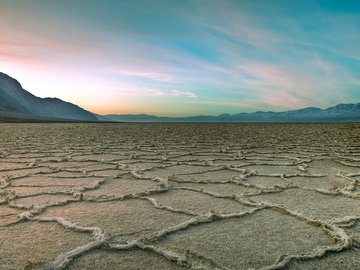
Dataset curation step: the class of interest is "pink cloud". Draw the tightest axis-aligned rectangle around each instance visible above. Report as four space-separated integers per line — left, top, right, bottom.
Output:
260 92 311 109
239 63 294 88
235 62 318 108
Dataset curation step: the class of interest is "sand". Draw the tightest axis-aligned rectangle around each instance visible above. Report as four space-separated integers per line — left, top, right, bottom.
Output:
0 123 359 269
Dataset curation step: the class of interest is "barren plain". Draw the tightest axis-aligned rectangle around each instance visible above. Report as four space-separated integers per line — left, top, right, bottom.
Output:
0 123 360 270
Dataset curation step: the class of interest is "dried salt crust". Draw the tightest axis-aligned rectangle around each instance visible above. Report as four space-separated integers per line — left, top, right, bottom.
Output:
0 123 359 270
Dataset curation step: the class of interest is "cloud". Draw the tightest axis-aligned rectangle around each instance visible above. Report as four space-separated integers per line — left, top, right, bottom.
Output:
108 86 198 99
238 63 294 88
171 90 198 98
115 70 174 82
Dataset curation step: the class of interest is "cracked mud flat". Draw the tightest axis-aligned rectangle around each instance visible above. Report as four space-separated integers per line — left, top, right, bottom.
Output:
0 123 360 270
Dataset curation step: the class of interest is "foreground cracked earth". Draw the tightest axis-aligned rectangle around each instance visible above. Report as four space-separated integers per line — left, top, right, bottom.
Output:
0 123 360 270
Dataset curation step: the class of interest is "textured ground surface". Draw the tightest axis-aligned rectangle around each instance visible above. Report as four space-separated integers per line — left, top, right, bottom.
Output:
0 123 360 270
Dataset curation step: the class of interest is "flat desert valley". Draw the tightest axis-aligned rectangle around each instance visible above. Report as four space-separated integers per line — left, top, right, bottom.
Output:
1 123 360 270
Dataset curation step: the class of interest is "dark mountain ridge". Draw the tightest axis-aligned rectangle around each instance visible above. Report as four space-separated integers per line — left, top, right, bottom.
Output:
0 72 99 122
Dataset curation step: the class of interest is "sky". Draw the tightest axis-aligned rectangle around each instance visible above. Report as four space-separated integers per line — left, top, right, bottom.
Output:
0 0 360 116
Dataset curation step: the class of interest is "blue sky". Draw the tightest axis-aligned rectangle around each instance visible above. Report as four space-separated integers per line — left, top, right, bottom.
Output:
0 0 359 115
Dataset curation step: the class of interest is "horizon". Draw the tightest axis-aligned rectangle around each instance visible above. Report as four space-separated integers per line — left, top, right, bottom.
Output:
2 68 359 118
104 102 359 117
1 0 360 116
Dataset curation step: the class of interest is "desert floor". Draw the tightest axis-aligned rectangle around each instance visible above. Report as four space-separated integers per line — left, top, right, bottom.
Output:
0 123 360 270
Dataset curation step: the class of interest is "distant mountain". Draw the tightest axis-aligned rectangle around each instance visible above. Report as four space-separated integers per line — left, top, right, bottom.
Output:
0 72 99 122
106 103 360 122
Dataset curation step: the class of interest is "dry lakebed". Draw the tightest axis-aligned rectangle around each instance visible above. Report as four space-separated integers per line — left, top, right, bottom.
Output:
0 123 359 270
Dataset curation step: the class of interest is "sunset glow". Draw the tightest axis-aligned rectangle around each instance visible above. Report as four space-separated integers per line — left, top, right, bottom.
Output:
1 0 360 116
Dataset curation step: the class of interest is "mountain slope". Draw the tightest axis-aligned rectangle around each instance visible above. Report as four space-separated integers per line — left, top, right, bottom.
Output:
0 72 99 121
106 103 360 122
0 88 31 114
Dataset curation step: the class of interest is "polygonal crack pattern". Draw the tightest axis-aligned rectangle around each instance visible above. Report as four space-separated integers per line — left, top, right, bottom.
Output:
0 123 359 270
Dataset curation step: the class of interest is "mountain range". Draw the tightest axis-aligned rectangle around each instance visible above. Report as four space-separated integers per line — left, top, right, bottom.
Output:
0 72 360 122
105 103 360 122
